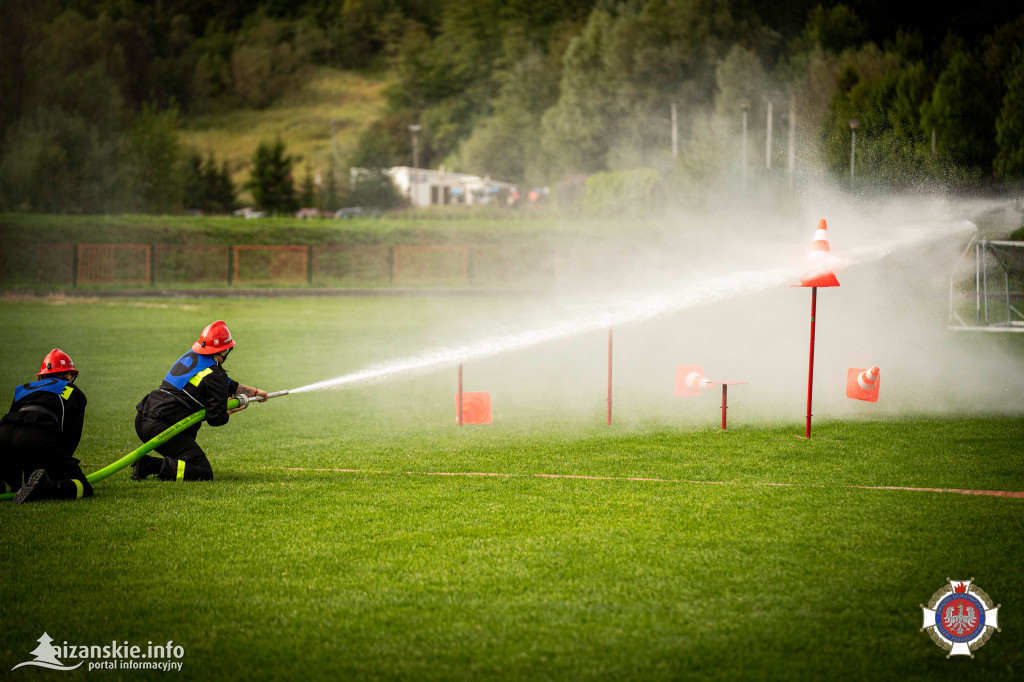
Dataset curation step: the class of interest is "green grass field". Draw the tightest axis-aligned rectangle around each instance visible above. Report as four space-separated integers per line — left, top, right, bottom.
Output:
1 295 1022 680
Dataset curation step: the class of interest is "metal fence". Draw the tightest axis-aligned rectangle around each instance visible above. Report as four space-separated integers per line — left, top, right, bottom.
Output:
78 244 151 284
0 242 553 288
949 238 1024 332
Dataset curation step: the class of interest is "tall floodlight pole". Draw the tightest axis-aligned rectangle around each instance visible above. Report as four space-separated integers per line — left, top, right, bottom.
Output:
671 103 678 158
409 124 421 206
740 98 751 193
606 328 613 426
848 119 859 187
765 98 773 169
787 93 796 188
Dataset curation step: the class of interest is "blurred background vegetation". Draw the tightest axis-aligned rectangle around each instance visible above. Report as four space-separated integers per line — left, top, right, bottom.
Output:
1 0 1023 215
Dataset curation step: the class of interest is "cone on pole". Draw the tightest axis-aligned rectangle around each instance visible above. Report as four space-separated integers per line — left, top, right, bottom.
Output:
457 392 492 424
846 366 881 402
674 365 749 429
674 365 714 396
793 218 840 439
795 219 840 288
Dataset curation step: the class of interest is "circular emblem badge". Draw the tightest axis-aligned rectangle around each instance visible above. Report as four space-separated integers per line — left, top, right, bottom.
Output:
935 593 985 642
921 579 1001 658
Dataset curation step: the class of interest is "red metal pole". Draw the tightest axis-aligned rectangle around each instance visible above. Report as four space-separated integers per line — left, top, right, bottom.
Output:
805 287 817 438
457 363 463 426
721 384 728 431
607 328 613 426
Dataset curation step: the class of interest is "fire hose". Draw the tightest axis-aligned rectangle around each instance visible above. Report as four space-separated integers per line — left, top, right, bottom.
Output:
0 390 288 500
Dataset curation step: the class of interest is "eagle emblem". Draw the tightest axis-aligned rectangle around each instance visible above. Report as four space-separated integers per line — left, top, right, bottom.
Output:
942 602 978 637
921 578 1000 658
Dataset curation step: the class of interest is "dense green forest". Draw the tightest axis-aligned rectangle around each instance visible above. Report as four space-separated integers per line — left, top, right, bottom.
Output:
1 0 1023 214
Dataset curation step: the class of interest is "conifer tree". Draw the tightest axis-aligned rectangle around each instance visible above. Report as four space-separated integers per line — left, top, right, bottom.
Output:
299 162 316 207
995 49 1024 180
246 137 297 215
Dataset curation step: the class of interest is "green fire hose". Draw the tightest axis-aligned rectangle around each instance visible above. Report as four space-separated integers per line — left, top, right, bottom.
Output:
1 390 288 500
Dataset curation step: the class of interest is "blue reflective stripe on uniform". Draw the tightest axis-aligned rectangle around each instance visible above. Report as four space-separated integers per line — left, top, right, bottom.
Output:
188 367 214 387
164 351 216 390
176 460 186 481
14 378 70 402
73 479 84 498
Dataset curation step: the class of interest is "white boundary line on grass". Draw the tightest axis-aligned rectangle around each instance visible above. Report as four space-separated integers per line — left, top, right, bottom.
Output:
268 467 1024 499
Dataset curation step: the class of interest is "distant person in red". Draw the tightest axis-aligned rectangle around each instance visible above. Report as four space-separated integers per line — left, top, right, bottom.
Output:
132 320 267 482
0 349 91 503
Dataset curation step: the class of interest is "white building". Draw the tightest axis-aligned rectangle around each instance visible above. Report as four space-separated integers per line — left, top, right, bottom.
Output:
386 166 518 207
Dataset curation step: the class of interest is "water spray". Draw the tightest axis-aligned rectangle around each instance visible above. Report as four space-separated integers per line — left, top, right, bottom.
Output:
0 392 289 501
283 218 971 399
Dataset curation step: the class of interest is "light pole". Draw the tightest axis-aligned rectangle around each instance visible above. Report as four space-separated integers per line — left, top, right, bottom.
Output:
787 93 796 188
848 119 859 187
408 124 421 206
740 98 751 191
670 103 678 158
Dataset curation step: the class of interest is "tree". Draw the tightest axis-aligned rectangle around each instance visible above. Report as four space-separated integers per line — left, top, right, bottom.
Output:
0 106 122 213
539 9 619 177
920 48 1000 172
715 46 769 115
181 153 205 209
214 159 236 213
299 162 316 207
185 151 235 213
540 0 747 181
123 103 184 214
320 157 339 212
995 49 1024 180
246 138 297 214
0 0 40 143
231 16 325 108
455 46 560 183
347 168 403 210
795 4 867 54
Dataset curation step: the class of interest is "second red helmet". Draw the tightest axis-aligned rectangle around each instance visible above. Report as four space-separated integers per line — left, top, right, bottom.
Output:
37 348 78 377
192 320 235 355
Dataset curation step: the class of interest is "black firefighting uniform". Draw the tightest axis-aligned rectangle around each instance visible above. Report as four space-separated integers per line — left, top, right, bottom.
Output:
0 378 91 500
135 350 239 481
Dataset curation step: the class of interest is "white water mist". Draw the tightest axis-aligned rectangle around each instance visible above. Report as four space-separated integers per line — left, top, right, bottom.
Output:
288 210 975 396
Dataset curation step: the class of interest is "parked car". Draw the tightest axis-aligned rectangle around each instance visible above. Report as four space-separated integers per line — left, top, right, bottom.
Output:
233 207 266 219
334 206 380 219
295 207 322 219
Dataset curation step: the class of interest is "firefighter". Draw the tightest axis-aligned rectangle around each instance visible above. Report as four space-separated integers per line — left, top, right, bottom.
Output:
1 349 92 503
132 320 267 482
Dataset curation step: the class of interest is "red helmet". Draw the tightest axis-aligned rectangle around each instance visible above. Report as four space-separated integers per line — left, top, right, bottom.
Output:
192 320 235 355
37 348 78 377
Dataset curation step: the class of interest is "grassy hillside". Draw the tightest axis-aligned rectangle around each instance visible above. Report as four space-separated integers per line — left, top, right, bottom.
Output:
179 68 387 203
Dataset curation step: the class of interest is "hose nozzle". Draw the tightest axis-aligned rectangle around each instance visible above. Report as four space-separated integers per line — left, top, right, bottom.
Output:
233 390 289 408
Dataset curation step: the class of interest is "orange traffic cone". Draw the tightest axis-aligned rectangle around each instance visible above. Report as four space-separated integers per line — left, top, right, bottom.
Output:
674 365 714 397
457 391 492 424
796 219 840 288
846 366 880 402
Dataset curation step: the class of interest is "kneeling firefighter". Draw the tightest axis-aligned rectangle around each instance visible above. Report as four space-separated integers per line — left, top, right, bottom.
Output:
132 320 267 482
0 349 92 503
